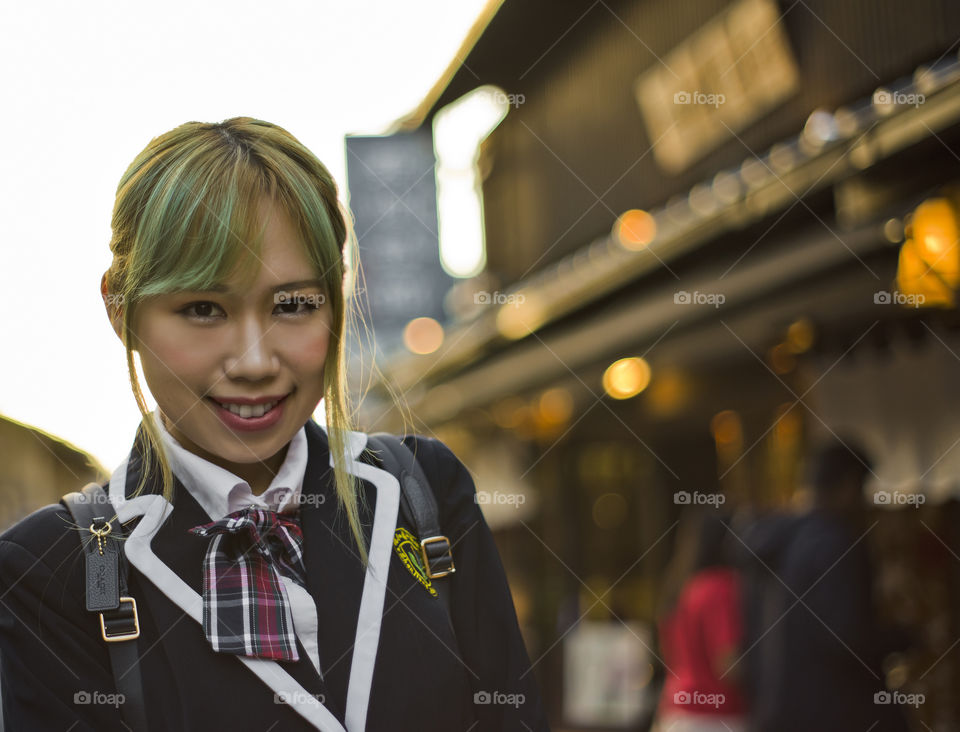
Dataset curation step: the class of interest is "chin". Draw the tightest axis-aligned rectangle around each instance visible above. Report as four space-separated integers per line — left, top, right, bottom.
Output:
210 436 286 463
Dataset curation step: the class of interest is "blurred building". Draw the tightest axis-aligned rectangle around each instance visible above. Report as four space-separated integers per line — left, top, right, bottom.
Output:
0 414 107 530
350 0 960 728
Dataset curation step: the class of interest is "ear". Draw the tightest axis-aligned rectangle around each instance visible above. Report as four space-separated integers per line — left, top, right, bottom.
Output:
100 272 126 344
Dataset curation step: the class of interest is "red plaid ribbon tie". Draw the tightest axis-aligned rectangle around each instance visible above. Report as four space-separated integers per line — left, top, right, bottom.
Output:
189 506 307 662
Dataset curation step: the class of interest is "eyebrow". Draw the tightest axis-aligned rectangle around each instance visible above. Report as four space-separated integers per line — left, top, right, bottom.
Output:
197 279 325 294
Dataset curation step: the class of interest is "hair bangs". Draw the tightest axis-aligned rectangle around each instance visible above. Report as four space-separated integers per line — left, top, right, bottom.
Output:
129 141 271 300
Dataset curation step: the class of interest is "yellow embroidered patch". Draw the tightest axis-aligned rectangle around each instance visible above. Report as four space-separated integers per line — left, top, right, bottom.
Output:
393 527 438 598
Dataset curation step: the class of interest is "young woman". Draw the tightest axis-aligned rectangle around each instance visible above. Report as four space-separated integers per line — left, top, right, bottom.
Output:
0 118 549 731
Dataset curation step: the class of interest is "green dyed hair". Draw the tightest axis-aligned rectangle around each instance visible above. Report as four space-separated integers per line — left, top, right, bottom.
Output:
104 117 382 565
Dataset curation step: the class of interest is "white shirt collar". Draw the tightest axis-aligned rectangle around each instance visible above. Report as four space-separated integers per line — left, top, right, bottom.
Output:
151 409 308 521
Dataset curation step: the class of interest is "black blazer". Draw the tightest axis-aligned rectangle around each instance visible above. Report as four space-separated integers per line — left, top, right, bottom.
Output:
0 418 550 731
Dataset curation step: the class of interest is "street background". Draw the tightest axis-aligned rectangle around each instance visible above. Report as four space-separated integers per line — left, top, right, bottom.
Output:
3 1 960 730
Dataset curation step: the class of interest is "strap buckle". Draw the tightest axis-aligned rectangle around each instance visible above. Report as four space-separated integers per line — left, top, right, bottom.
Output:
420 535 456 579
100 596 140 642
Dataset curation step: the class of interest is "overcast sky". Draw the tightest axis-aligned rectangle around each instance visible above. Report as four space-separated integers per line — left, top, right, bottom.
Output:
0 0 488 469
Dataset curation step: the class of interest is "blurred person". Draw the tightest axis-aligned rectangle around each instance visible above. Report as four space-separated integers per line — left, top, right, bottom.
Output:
0 118 549 731
652 508 748 732
733 507 805 719
743 439 911 732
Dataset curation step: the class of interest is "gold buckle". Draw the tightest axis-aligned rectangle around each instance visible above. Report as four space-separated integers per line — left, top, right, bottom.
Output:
100 596 140 642
420 536 455 579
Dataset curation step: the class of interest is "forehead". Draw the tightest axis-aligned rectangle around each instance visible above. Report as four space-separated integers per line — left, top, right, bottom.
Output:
252 204 314 275
207 200 321 292
211 253 322 297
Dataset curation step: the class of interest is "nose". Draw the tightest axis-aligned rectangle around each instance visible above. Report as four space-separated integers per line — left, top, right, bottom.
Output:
222 314 280 381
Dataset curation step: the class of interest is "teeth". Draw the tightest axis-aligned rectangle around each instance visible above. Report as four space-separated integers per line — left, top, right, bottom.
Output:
219 400 278 418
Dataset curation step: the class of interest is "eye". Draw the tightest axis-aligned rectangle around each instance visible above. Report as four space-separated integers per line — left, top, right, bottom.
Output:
179 301 226 321
273 292 325 317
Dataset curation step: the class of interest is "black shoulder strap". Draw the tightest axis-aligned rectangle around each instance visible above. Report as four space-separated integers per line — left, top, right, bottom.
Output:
365 434 456 615
61 483 149 732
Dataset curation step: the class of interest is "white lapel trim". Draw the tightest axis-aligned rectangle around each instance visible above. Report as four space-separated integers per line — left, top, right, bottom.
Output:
333 430 400 732
108 456 348 732
108 426 401 732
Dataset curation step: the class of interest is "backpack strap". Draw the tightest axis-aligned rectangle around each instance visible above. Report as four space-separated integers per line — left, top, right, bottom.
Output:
365 434 456 615
61 483 149 732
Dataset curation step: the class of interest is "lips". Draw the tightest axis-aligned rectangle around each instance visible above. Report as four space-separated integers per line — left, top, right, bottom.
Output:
206 391 292 432
219 400 279 419
207 391 293 420
209 393 291 406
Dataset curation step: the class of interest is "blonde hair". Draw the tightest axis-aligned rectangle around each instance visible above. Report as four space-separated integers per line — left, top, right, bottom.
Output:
104 117 391 565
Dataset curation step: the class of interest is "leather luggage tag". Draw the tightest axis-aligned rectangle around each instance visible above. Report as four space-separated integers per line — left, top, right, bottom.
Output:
85 534 120 612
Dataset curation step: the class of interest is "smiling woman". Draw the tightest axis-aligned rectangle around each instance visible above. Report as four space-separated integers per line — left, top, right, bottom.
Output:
0 117 550 731
123 197 335 501
101 120 362 551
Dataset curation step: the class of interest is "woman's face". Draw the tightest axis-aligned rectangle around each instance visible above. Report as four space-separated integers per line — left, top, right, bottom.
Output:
113 197 333 476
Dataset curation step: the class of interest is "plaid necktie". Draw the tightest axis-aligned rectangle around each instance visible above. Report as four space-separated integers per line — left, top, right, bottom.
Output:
188 506 307 661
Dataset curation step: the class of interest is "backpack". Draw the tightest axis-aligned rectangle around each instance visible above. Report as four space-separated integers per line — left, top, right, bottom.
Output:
60 432 455 732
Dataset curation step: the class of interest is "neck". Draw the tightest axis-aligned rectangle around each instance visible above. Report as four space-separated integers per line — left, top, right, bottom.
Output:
231 453 288 495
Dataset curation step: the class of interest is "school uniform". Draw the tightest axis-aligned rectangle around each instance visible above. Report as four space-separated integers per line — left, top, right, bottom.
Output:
0 413 550 731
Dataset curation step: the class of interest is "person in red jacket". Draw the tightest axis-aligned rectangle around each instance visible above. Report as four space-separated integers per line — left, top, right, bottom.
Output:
653 509 747 732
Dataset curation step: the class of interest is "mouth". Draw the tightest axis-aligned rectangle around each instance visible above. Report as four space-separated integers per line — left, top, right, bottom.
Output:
206 391 293 428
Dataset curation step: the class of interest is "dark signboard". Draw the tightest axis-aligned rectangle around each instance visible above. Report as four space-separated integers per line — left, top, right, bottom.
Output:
345 130 451 358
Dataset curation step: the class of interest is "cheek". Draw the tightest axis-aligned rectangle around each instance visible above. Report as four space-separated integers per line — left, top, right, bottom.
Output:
147 342 205 378
137 317 216 385
286 329 331 374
